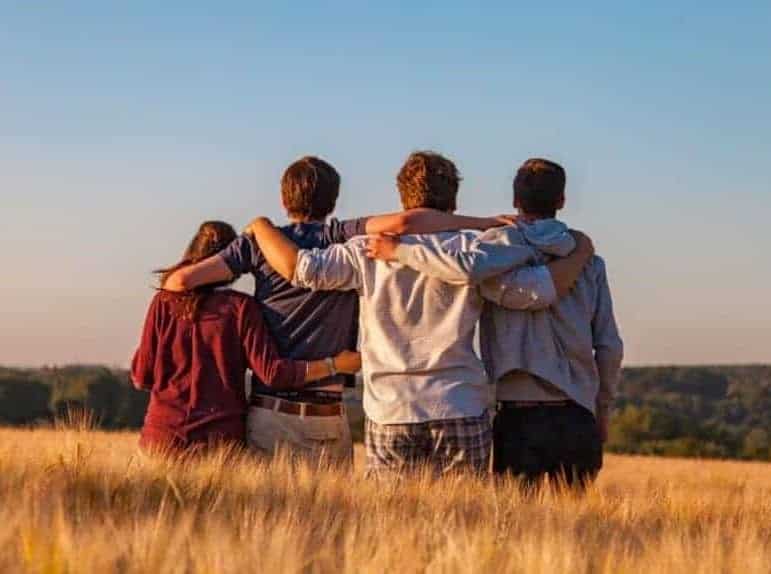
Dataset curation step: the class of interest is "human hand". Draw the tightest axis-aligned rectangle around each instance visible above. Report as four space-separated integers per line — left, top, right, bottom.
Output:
333 350 362 374
569 230 595 259
493 214 518 226
366 233 401 262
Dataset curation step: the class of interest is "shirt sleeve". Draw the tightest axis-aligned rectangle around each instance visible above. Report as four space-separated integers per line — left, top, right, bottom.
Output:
591 258 624 417
239 298 307 390
219 235 262 278
130 295 161 391
328 217 370 243
479 265 558 310
393 227 539 285
292 242 363 292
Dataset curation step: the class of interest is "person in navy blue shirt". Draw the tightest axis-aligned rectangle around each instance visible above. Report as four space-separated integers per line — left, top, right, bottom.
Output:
164 155 508 464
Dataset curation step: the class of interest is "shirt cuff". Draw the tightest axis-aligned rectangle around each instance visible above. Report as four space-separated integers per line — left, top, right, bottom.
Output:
292 249 314 288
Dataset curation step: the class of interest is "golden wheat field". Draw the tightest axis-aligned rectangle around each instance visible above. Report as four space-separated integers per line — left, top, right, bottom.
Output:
1 425 769 574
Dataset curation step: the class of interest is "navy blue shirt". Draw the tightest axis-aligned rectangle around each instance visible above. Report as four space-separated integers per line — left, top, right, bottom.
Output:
220 217 368 403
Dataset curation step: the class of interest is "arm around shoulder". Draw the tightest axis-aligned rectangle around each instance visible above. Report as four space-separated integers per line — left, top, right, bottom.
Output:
364 208 510 236
162 255 234 292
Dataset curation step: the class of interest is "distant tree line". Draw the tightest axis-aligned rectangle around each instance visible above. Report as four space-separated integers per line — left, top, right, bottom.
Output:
0 365 148 429
1 364 769 461
607 365 770 460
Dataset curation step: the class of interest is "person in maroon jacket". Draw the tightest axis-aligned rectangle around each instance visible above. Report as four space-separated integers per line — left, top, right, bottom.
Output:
131 220 361 454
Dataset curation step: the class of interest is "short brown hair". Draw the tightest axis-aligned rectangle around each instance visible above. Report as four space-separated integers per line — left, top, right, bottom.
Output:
281 156 340 219
513 158 566 217
397 151 461 212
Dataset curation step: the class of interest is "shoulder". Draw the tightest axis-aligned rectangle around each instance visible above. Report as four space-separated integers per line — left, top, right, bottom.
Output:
147 291 168 313
220 234 262 269
324 236 369 262
326 217 369 244
587 255 610 282
591 255 607 270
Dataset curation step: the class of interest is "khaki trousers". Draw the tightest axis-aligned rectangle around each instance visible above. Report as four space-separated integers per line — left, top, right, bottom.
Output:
246 404 353 466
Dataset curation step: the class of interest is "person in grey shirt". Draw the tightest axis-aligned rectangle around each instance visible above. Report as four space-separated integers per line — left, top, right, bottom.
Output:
367 158 623 489
243 152 594 476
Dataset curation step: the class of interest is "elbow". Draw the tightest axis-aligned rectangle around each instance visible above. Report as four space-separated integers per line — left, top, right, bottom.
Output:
598 342 624 366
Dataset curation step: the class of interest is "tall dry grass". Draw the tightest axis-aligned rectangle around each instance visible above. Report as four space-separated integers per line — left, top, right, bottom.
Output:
0 424 769 573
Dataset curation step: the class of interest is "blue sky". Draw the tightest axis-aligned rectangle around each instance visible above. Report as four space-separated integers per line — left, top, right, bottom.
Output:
1 1 770 366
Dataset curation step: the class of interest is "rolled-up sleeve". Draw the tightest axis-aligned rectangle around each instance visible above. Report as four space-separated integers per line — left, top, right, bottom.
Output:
480 265 557 311
220 235 260 278
292 242 363 292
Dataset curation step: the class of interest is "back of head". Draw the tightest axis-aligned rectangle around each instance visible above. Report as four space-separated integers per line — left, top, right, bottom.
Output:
397 151 461 212
157 221 238 319
513 158 566 218
281 156 340 220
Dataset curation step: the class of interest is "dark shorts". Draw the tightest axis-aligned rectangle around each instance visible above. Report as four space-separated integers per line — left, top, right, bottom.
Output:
493 402 602 490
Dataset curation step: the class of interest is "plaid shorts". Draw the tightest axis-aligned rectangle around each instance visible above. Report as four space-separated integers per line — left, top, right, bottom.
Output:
365 412 492 476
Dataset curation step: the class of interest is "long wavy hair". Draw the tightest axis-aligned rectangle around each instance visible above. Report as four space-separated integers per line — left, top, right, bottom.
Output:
155 221 238 320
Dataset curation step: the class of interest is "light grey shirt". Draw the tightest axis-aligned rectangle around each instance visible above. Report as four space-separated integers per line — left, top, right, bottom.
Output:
393 220 624 417
292 230 555 425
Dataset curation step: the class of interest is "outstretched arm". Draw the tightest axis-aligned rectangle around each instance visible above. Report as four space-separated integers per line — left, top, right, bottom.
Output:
163 255 233 292
245 218 300 281
162 234 255 292
367 229 594 310
366 227 540 285
365 208 513 236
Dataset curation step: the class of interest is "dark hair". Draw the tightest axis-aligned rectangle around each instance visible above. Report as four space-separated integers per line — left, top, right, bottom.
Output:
281 156 340 220
156 221 237 320
396 151 461 212
513 158 566 218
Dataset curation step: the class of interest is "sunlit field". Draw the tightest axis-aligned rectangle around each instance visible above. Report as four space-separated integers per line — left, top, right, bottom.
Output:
1 425 770 574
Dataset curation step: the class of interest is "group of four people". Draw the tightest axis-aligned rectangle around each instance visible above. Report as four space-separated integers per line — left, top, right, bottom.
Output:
131 151 623 488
